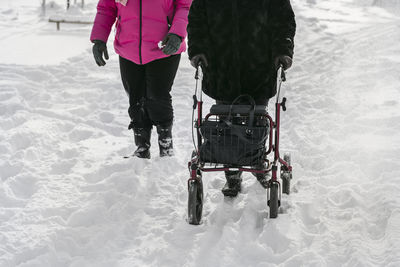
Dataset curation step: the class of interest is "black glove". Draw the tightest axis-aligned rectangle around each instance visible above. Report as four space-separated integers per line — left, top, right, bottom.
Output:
190 54 208 68
92 40 109 66
161 33 182 55
274 55 292 70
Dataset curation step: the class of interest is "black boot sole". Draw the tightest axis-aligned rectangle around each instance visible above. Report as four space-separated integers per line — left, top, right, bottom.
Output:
221 183 241 197
133 149 150 159
160 149 174 157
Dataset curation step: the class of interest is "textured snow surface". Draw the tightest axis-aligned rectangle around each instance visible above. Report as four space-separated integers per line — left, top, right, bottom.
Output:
1 0 400 266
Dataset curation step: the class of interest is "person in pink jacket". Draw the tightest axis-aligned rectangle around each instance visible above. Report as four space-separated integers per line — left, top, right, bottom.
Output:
90 0 191 158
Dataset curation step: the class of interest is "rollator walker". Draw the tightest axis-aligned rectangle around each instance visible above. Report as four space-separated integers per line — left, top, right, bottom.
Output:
187 65 293 225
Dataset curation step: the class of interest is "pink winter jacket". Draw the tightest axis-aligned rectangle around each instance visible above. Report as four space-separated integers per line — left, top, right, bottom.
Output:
90 0 191 65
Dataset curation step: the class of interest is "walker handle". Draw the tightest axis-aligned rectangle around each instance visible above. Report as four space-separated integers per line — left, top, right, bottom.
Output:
275 65 286 104
278 65 286 82
195 62 204 80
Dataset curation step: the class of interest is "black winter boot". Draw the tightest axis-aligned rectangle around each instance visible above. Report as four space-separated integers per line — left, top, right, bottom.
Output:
133 127 151 159
156 124 173 157
252 162 270 189
222 171 242 197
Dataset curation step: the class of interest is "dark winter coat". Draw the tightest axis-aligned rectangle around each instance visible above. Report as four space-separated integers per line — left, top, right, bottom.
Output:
187 0 296 101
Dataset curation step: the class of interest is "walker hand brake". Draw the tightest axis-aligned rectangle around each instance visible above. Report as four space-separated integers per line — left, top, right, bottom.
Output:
281 97 287 111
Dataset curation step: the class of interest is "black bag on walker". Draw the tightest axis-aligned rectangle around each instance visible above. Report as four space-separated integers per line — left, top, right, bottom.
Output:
199 95 269 166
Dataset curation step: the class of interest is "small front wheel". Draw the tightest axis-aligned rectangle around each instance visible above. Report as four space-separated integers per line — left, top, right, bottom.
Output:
268 183 280 218
282 153 292 195
188 178 203 225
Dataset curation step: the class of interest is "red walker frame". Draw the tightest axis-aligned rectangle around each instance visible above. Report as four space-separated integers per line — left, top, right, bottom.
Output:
187 66 292 223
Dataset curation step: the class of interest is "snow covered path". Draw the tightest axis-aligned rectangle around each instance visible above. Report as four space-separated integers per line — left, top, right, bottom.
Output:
1 1 400 266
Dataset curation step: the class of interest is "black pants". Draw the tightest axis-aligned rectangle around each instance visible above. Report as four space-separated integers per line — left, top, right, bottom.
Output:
119 54 181 129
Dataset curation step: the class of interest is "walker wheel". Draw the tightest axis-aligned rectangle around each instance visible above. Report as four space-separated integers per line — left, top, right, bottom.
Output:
282 153 292 195
268 182 279 218
188 178 203 225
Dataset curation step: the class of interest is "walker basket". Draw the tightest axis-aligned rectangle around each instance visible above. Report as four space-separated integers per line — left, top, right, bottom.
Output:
199 104 269 166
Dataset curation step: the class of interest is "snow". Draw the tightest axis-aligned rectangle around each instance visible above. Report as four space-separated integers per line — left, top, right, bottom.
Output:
0 1 95 65
1 0 400 266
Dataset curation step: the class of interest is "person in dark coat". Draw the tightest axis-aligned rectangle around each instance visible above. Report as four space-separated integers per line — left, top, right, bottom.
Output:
187 0 296 196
